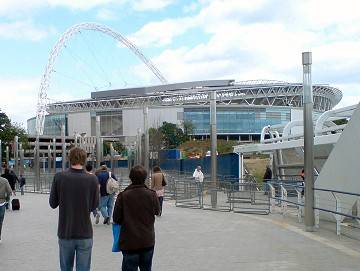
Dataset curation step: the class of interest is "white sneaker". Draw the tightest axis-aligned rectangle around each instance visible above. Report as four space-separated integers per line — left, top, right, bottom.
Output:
95 213 100 224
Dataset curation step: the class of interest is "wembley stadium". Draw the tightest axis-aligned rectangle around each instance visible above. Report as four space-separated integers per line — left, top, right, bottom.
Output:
27 79 342 143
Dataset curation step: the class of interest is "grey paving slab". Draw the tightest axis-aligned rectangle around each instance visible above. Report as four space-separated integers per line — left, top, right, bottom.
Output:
0 193 359 271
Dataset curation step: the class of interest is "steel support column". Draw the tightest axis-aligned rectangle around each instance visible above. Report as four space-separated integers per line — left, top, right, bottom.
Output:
143 106 149 174
14 136 19 175
303 52 315 232
61 124 67 170
96 116 101 168
210 91 217 208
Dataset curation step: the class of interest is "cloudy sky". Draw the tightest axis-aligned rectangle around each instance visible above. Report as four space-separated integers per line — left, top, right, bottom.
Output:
0 0 360 127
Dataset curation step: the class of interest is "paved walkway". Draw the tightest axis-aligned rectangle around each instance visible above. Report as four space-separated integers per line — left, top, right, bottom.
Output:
0 193 359 270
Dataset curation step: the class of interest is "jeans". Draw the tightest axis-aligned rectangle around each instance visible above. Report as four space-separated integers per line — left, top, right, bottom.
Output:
20 185 25 195
0 205 5 239
100 194 114 219
58 238 93 271
158 197 163 216
122 248 154 271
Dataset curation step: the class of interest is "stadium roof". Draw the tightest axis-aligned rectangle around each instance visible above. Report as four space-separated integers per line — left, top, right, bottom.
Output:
47 79 342 114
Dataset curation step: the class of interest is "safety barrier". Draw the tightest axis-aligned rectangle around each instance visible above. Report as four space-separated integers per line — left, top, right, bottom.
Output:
268 182 360 236
231 182 270 214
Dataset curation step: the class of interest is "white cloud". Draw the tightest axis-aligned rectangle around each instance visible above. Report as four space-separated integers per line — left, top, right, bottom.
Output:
0 77 39 126
128 17 195 47
0 76 81 127
0 0 119 15
96 8 118 21
126 0 360 105
0 20 55 41
132 0 175 11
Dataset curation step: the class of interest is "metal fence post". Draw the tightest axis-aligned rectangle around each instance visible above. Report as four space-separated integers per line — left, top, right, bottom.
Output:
61 124 66 171
315 194 320 228
35 137 40 192
48 145 52 173
281 184 287 215
14 135 19 175
0 140 2 174
210 91 217 208
96 116 101 168
269 184 275 213
52 138 57 173
5 146 9 168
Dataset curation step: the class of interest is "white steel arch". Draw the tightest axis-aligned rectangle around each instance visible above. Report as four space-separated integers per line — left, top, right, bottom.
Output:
36 22 168 135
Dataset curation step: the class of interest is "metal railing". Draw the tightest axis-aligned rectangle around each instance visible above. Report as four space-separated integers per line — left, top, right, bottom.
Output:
267 181 360 235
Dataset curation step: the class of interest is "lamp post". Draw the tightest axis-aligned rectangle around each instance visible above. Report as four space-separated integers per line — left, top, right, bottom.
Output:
302 52 315 232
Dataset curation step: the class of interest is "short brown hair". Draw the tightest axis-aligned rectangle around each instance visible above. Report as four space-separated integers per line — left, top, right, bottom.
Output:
69 147 87 166
129 165 147 185
153 166 161 173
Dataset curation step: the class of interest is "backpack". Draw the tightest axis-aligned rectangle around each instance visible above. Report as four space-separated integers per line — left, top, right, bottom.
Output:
106 171 120 194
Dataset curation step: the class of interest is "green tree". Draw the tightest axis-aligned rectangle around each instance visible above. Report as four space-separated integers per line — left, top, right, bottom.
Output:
333 118 348 125
159 121 186 149
0 109 29 158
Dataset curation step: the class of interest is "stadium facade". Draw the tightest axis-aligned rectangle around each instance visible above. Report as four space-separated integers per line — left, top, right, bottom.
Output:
27 79 342 143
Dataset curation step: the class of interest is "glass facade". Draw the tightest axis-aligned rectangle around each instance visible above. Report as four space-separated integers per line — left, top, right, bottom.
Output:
184 107 291 135
27 114 67 136
91 111 123 136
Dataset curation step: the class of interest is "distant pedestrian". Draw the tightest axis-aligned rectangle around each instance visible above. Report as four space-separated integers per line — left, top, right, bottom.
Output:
86 163 100 225
95 162 118 225
113 165 160 271
19 174 26 195
193 166 204 200
0 176 12 243
1 168 16 195
193 166 204 182
49 147 99 271
151 166 166 216
263 165 272 194
300 169 305 196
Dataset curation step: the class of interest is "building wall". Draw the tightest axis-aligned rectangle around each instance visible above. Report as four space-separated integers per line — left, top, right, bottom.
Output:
68 112 91 137
122 107 183 137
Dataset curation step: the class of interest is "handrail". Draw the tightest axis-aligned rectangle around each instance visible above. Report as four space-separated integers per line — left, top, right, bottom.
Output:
314 187 360 197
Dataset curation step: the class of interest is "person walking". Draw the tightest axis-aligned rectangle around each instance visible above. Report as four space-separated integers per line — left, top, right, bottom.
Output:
263 165 272 194
85 163 100 225
1 168 16 209
113 165 160 271
19 174 26 196
193 165 204 183
49 147 99 271
151 166 166 216
96 162 118 225
0 176 12 243
1 168 16 196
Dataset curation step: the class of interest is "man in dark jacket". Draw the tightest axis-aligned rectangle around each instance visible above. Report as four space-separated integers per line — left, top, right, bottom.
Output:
113 165 160 271
49 147 99 271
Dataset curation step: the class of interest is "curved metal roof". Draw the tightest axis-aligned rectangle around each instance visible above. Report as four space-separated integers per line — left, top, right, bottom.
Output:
47 80 342 114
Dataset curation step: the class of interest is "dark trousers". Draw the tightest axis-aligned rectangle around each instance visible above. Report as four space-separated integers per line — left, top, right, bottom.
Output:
122 248 154 271
158 197 163 215
0 205 5 239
